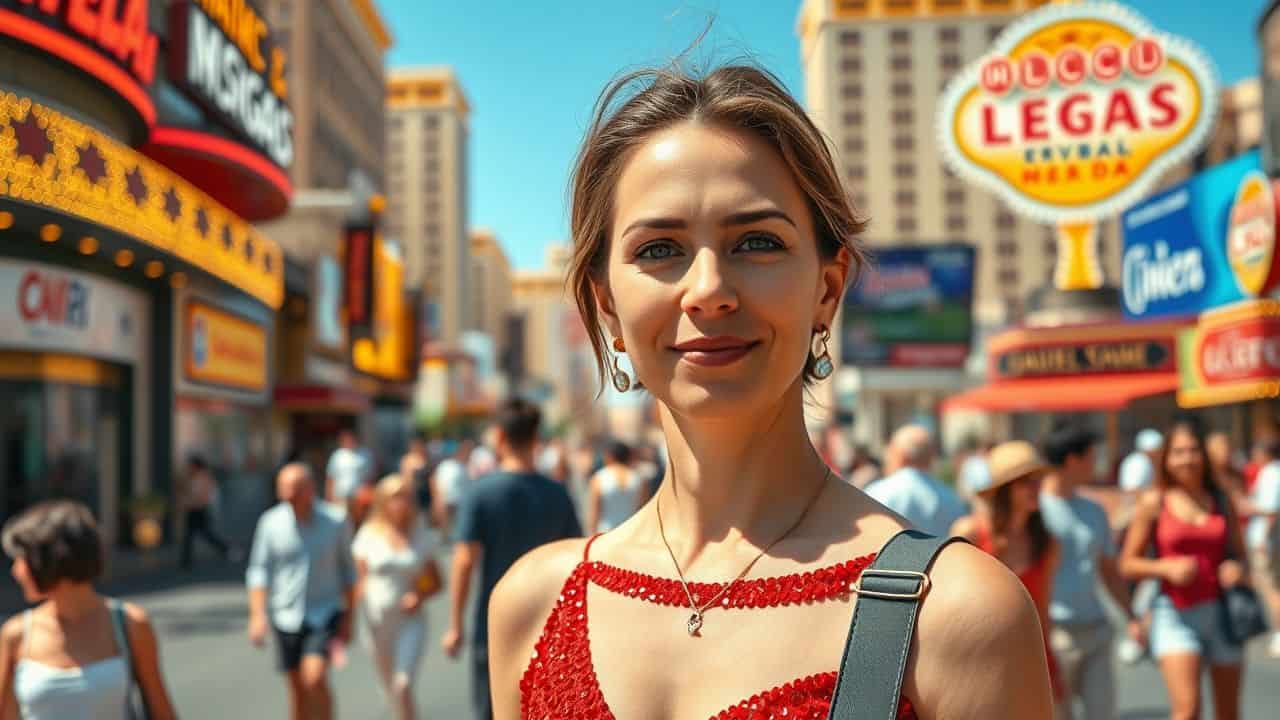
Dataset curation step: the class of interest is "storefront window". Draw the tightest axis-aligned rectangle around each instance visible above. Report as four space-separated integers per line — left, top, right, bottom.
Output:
175 398 271 543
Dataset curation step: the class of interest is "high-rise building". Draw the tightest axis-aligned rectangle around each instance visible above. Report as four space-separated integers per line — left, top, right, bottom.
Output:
469 228 513 348
795 0 1128 332
386 68 471 343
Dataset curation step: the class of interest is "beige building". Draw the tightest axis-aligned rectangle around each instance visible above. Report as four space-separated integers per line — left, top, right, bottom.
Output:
469 228 513 348
385 68 471 343
256 0 392 260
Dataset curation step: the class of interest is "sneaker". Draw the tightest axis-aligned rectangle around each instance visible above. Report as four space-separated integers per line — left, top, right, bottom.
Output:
1117 636 1147 665
1268 632 1280 659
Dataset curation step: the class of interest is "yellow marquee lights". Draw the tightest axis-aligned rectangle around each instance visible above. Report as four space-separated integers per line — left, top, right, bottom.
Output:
0 210 12 229
145 260 164 278
0 93 284 309
114 249 134 267
77 236 98 255
39 223 60 242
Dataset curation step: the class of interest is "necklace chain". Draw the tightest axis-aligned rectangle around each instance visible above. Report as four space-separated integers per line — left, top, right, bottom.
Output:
655 466 833 635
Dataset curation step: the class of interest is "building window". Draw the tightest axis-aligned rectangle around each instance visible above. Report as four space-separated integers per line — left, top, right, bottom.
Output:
895 190 916 207
892 109 914 124
998 269 1019 285
939 27 960 43
841 30 861 47
893 135 915 151
890 28 910 45
424 115 440 129
842 57 863 73
896 217 918 234
843 84 863 99
848 165 866 180
946 214 966 231
387 116 403 131
997 240 1018 257
891 81 912 98
891 55 911 72
844 110 864 126
941 53 961 71
996 211 1016 229
893 162 915 178
853 192 869 209
845 137 865 153
945 188 965 204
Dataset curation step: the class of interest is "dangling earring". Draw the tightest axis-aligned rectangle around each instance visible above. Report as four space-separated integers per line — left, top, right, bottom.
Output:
611 338 632 392
811 326 834 380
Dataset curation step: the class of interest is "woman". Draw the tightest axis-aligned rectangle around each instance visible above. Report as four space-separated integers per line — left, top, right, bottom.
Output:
587 441 649 534
0 500 177 719
487 64 1051 719
353 474 441 720
1120 417 1248 720
951 441 1062 702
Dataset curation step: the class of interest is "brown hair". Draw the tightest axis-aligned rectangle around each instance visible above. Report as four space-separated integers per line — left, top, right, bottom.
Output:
987 480 1051 563
567 64 868 388
1157 416 1219 493
1 500 104 592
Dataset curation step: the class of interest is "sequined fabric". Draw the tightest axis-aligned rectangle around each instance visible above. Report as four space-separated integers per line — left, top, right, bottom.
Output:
519 554 918 720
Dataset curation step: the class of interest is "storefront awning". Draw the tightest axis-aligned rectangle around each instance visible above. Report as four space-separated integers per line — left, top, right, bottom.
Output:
274 385 371 414
941 372 1179 414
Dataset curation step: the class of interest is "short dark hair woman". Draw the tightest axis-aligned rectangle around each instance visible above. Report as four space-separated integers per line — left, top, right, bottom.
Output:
486 63 1052 719
0 500 177 719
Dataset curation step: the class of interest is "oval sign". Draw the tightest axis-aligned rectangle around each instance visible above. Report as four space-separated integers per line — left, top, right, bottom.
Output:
1227 171 1279 297
937 2 1218 223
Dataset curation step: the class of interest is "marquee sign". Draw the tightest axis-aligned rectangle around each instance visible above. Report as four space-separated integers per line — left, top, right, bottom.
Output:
938 2 1218 290
1179 300 1280 407
169 0 293 169
995 337 1175 379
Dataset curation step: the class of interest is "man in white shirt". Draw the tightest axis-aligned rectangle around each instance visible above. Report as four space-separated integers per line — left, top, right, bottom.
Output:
866 424 967 537
431 438 473 533
1118 429 1163 492
1246 441 1280 657
325 429 372 516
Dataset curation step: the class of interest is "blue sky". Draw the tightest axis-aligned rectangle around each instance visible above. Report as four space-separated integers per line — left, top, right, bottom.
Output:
381 1 1268 271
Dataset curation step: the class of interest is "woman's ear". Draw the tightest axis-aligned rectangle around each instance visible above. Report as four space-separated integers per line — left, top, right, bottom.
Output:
591 277 623 339
816 246 853 327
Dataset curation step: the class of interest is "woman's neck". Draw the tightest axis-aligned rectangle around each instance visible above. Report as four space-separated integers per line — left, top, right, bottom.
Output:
652 383 830 559
44 583 103 623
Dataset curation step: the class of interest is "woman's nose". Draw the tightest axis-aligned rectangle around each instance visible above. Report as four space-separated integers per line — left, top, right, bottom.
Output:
679 248 739 318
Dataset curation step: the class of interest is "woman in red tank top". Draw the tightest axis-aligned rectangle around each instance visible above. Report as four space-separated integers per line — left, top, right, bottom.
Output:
1120 418 1249 720
950 441 1063 703
481 63 1053 720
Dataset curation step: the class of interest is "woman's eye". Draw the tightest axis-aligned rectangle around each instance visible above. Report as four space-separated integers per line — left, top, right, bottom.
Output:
737 233 784 252
635 242 680 260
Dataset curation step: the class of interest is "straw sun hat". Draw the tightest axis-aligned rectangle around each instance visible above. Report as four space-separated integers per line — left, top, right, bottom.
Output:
976 441 1050 495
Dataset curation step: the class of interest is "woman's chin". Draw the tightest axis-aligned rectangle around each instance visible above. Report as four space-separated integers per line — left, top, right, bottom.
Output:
663 379 781 420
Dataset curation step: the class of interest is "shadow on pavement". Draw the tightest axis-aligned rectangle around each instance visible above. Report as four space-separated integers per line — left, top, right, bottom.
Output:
147 602 248 638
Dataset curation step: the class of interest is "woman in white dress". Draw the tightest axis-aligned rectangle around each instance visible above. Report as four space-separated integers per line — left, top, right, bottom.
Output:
353 474 441 720
587 441 650 534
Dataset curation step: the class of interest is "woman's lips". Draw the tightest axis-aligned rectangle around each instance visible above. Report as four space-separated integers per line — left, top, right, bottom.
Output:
674 341 759 367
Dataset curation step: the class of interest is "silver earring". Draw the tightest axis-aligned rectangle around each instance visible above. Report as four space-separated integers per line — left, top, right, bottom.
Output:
611 353 632 392
812 327 834 380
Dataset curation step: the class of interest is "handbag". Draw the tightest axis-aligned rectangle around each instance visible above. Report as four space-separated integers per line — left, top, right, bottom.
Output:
826 529 963 720
1219 584 1268 646
108 599 150 720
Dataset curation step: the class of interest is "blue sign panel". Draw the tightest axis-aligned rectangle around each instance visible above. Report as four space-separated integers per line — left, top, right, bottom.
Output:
1121 150 1260 320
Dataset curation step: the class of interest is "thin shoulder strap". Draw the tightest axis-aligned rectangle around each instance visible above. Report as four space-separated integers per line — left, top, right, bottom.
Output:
827 529 964 720
106 599 133 679
582 533 602 562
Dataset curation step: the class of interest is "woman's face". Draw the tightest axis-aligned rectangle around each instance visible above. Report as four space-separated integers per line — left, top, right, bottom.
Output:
1165 429 1205 489
385 487 414 526
597 122 849 420
1011 474 1042 515
10 557 43 602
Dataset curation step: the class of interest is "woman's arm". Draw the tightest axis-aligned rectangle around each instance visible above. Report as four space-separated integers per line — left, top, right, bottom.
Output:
0 617 22 720
123 604 177 720
906 543 1053 718
1119 490 1188 584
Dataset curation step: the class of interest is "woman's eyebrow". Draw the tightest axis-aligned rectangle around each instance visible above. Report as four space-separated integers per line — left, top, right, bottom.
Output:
621 208 795 237
621 217 685 237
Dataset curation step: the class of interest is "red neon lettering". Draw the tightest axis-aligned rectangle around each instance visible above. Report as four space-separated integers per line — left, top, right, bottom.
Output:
1056 48 1087 86
1022 98 1049 141
65 0 98 37
1129 38 1164 76
982 58 1014 95
1020 52 1051 90
1059 93 1094 135
1102 90 1140 133
1092 44 1122 81
982 105 1011 145
1149 83 1179 128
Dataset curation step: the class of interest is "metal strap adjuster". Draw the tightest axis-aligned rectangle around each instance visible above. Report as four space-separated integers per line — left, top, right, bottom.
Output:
852 569 930 600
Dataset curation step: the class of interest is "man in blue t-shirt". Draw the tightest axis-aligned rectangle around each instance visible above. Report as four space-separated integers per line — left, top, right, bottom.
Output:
442 398 582 720
1041 423 1139 720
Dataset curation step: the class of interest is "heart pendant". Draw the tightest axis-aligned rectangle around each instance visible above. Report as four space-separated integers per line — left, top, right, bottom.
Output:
686 612 703 636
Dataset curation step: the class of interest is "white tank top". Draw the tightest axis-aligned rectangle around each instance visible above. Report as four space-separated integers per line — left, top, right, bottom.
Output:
596 466 642 532
13 606 130 720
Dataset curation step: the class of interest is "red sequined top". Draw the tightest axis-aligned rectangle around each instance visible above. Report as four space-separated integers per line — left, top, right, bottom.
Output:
520 535 918 720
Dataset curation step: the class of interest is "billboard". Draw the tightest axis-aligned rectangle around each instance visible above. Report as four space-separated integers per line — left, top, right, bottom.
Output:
1122 150 1280 320
937 2 1218 290
841 244 975 368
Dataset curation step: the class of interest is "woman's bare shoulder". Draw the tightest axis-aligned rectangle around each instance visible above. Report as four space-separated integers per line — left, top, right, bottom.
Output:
490 538 590 643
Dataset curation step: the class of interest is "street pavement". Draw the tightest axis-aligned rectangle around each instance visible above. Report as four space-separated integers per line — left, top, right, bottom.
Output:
119 552 1280 720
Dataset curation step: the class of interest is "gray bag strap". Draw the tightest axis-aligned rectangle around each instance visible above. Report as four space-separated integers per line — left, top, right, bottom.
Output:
827 529 964 720
107 599 144 720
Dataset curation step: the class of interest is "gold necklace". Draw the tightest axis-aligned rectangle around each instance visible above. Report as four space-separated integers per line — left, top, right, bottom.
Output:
655 467 833 636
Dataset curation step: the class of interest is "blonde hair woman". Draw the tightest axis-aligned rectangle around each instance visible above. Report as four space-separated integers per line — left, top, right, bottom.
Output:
353 474 441 720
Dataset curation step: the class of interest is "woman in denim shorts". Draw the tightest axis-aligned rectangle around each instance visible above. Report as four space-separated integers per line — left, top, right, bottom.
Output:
1120 417 1249 720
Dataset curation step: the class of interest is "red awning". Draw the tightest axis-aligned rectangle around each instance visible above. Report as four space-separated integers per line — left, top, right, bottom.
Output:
941 372 1179 414
274 385 371 414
